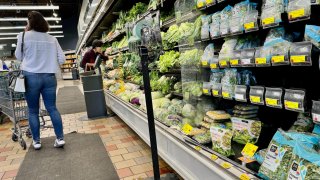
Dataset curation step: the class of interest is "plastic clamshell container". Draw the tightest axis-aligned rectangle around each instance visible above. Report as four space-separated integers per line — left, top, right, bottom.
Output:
312 100 320 123
271 45 290 66
220 21 230 37
241 48 256 67
229 17 243 35
230 50 242 67
222 84 234 100
235 85 248 102
249 86 265 105
284 89 306 112
203 82 213 95
290 42 312 66
265 87 283 108
211 83 222 97
255 47 271 67
210 55 220 69
287 0 311 22
243 10 259 33
261 5 284 29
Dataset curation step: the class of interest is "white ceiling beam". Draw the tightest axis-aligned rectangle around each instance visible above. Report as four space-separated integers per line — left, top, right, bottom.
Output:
0 25 63 30
0 5 59 10
0 35 64 40
0 31 63 36
0 17 61 21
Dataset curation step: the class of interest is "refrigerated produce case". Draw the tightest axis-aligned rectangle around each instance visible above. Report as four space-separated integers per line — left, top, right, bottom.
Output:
77 0 320 179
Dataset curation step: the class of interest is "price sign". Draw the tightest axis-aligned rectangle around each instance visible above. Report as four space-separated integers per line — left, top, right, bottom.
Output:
241 143 258 158
291 55 306 63
195 146 201 151
289 8 305 19
272 55 285 63
212 90 219 96
244 22 255 30
256 58 267 64
220 60 227 67
206 0 214 4
182 123 193 135
211 154 218 160
285 100 300 109
221 162 232 169
266 98 278 106
240 173 250 180
197 1 205 8
238 156 255 163
262 17 275 25
202 61 208 66
203 89 209 94
222 92 230 98
210 63 218 69
230 59 239 65
250 96 261 103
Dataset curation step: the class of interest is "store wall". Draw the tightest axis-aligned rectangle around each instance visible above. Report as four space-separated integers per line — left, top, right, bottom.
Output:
58 16 79 51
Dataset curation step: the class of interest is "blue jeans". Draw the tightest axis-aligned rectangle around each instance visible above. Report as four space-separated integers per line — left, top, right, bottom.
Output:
24 71 64 142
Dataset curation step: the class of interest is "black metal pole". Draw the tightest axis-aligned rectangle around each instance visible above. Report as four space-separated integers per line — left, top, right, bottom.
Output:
139 46 160 180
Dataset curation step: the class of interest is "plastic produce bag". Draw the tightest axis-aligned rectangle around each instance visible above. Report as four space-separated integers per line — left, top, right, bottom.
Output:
254 148 267 164
305 25 320 49
289 113 314 132
285 131 320 150
210 126 234 157
194 132 211 144
313 124 320 135
201 15 211 40
220 5 233 21
286 142 320 180
231 117 262 144
258 130 295 180
201 44 214 66
210 71 224 83
182 104 197 119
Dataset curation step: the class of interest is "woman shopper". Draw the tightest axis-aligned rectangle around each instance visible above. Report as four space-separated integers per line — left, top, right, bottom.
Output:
15 11 65 150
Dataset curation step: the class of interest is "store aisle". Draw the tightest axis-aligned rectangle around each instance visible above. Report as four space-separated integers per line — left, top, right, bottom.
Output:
0 114 174 180
56 86 86 115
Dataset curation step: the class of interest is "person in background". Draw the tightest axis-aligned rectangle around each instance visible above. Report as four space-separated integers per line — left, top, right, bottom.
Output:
15 11 65 150
81 40 108 71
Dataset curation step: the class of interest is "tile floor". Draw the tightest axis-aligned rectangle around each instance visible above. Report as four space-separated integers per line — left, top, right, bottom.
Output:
0 113 174 180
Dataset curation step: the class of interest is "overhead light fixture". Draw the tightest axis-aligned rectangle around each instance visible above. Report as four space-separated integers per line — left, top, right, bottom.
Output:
0 31 63 36
53 12 58 17
0 5 59 10
0 34 64 40
56 20 60 23
11 44 16 47
0 17 61 21
0 25 62 30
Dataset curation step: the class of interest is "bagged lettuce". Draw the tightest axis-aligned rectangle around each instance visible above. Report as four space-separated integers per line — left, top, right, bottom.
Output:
289 113 314 132
258 130 295 180
285 131 320 150
254 148 267 164
231 117 262 144
194 132 211 144
210 126 234 157
313 124 320 135
286 142 320 180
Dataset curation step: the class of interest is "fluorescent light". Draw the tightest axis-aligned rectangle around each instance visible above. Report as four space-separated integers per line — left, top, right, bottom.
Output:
12 44 16 47
0 31 63 36
53 12 58 17
0 25 62 30
0 34 64 40
54 35 64 38
0 5 59 10
0 17 61 21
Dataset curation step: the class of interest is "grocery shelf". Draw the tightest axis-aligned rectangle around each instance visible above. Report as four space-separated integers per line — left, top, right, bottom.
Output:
161 18 176 29
105 91 259 180
103 29 126 43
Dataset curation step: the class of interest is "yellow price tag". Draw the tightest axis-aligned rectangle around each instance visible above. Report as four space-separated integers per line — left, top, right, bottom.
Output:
285 100 300 109
222 92 230 98
197 1 205 8
202 61 208 66
211 154 218 160
262 17 275 25
221 162 232 169
195 146 201 151
244 22 255 30
212 90 219 96
210 63 218 69
240 173 250 180
289 8 305 19
241 143 258 158
220 60 227 67
203 89 209 94
182 123 193 135
266 98 278 106
291 55 306 63
230 59 239 65
250 96 261 103
206 0 214 4
272 55 285 63
255 58 267 64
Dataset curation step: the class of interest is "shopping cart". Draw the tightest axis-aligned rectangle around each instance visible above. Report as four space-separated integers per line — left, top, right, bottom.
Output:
0 71 50 150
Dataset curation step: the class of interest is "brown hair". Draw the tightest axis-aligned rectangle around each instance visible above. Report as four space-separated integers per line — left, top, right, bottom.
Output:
27 11 49 32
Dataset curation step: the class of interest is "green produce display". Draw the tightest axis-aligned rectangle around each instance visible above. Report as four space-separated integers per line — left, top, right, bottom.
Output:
158 51 180 73
289 113 314 132
194 132 211 144
179 49 203 66
182 104 197 119
182 81 203 97
231 117 262 145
